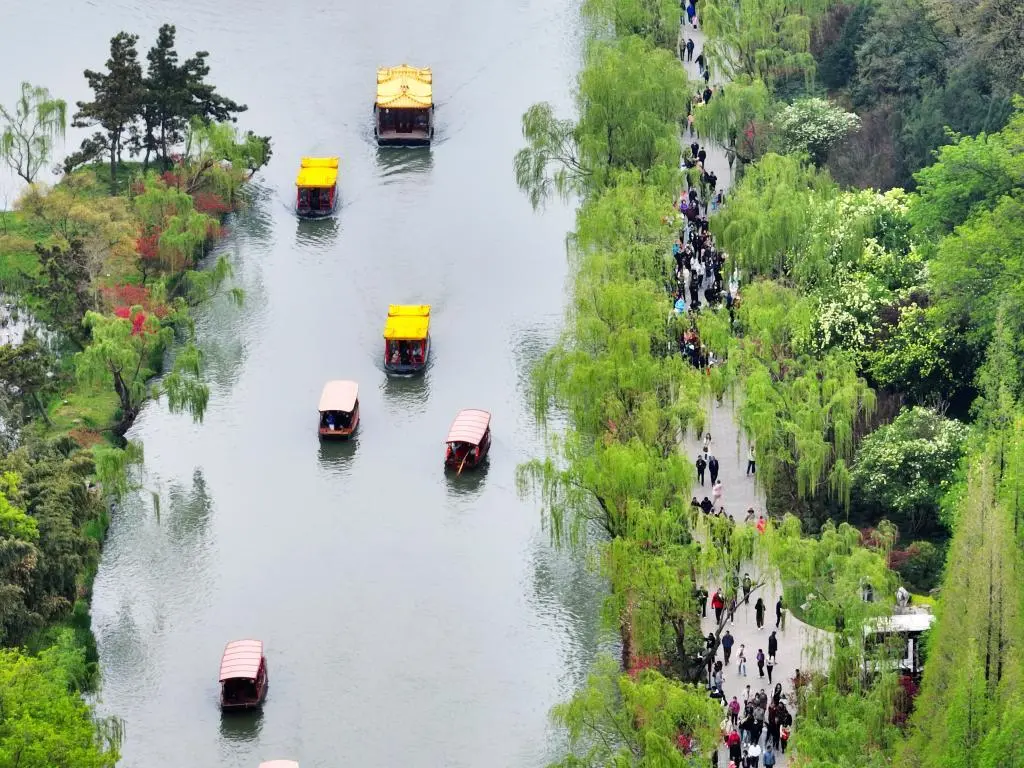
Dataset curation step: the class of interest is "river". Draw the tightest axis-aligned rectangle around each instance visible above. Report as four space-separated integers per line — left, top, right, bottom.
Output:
0 1 605 766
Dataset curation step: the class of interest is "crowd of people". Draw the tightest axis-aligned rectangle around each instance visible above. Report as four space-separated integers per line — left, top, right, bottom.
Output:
668 140 739 371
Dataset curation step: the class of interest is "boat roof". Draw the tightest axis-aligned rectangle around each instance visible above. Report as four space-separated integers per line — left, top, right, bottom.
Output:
866 613 936 635
219 639 264 682
383 304 431 340
319 380 358 412
376 65 433 109
259 763 299 768
296 156 339 188
447 409 491 445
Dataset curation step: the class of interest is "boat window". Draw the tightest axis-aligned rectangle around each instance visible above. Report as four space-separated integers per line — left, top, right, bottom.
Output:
223 678 259 703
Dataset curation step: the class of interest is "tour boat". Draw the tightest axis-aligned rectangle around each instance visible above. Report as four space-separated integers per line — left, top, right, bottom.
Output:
445 409 492 472
375 65 434 146
383 304 430 374
219 639 268 711
295 157 339 217
318 380 359 439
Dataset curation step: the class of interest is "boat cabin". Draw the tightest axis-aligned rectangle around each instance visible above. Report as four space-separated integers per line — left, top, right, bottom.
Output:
445 409 492 472
319 380 359 439
219 639 268 711
375 66 434 146
295 157 339 217
383 304 431 374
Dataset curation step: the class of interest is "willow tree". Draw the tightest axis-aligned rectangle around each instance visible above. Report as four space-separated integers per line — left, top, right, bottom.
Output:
76 307 209 433
134 174 216 275
582 0 681 50
0 82 67 183
699 0 827 84
693 76 772 169
514 36 692 206
549 655 723 768
711 152 834 278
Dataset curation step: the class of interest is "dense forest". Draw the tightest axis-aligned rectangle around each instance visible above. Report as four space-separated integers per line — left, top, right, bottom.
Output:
515 0 1024 764
0 25 268 767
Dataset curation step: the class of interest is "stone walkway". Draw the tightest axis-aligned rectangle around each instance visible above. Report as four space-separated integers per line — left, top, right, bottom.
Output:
685 403 827 767
677 23 828 768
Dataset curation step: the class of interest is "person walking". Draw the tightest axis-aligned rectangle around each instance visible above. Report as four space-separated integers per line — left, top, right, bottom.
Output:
722 630 735 664
775 597 785 629
766 655 775 683
696 454 707 485
767 631 778 659
728 696 740 727
745 742 761 768
756 648 765 678
762 745 776 768
738 644 747 676
685 38 695 62
712 589 725 624
746 445 756 475
712 479 724 509
754 597 766 629
698 585 709 617
727 729 742 766
703 431 712 453
709 454 720 484
742 573 752 604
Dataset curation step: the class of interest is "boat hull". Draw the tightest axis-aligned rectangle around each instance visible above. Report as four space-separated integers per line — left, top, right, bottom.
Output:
376 130 432 147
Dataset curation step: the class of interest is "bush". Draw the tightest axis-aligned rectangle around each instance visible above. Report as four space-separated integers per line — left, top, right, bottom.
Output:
851 407 968 535
891 540 944 592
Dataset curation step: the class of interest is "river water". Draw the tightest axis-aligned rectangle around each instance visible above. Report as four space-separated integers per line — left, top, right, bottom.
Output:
1 1 606 766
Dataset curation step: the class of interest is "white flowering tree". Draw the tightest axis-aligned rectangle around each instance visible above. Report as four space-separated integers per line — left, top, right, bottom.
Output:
778 97 860 165
851 407 968 535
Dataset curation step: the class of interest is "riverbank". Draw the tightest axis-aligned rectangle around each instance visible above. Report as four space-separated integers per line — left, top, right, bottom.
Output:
0 137 267 688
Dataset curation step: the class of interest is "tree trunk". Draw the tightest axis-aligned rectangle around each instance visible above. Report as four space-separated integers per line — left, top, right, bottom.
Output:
112 371 138 435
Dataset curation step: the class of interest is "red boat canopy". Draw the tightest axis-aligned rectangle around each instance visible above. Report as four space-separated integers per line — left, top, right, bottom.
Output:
446 409 491 446
219 639 263 682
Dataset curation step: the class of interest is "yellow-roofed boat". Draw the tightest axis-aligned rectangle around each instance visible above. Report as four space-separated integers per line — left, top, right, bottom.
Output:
375 66 434 146
383 304 431 374
295 157 339 218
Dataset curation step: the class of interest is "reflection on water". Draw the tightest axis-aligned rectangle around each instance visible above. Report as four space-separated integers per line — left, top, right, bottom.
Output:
444 459 489 503
234 182 276 247
374 147 434 179
317 436 359 476
295 215 340 250
165 469 213 550
380 372 430 413
219 709 264 745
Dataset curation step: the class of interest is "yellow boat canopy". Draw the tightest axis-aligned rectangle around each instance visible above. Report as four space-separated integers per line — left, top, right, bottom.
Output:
296 157 339 188
376 66 433 110
384 304 431 340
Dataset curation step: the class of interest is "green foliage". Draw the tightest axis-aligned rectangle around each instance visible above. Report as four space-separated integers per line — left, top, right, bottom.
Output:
582 0 682 49
0 82 67 183
776 97 860 166
851 407 968 535
139 24 248 170
846 0 1018 186
548 655 722 767
903 441 1023 767
699 0 829 83
72 32 146 189
693 76 773 166
0 631 120 768
514 36 691 206
893 540 945 592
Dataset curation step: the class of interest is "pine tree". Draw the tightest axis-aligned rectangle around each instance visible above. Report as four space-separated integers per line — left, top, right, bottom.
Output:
73 32 145 190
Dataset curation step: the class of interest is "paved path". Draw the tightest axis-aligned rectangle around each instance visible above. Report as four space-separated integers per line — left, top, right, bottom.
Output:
677 24 828 768
686 402 827 767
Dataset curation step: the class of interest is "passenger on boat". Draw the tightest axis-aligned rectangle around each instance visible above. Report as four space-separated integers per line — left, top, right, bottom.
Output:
325 412 336 429
399 341 411 365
